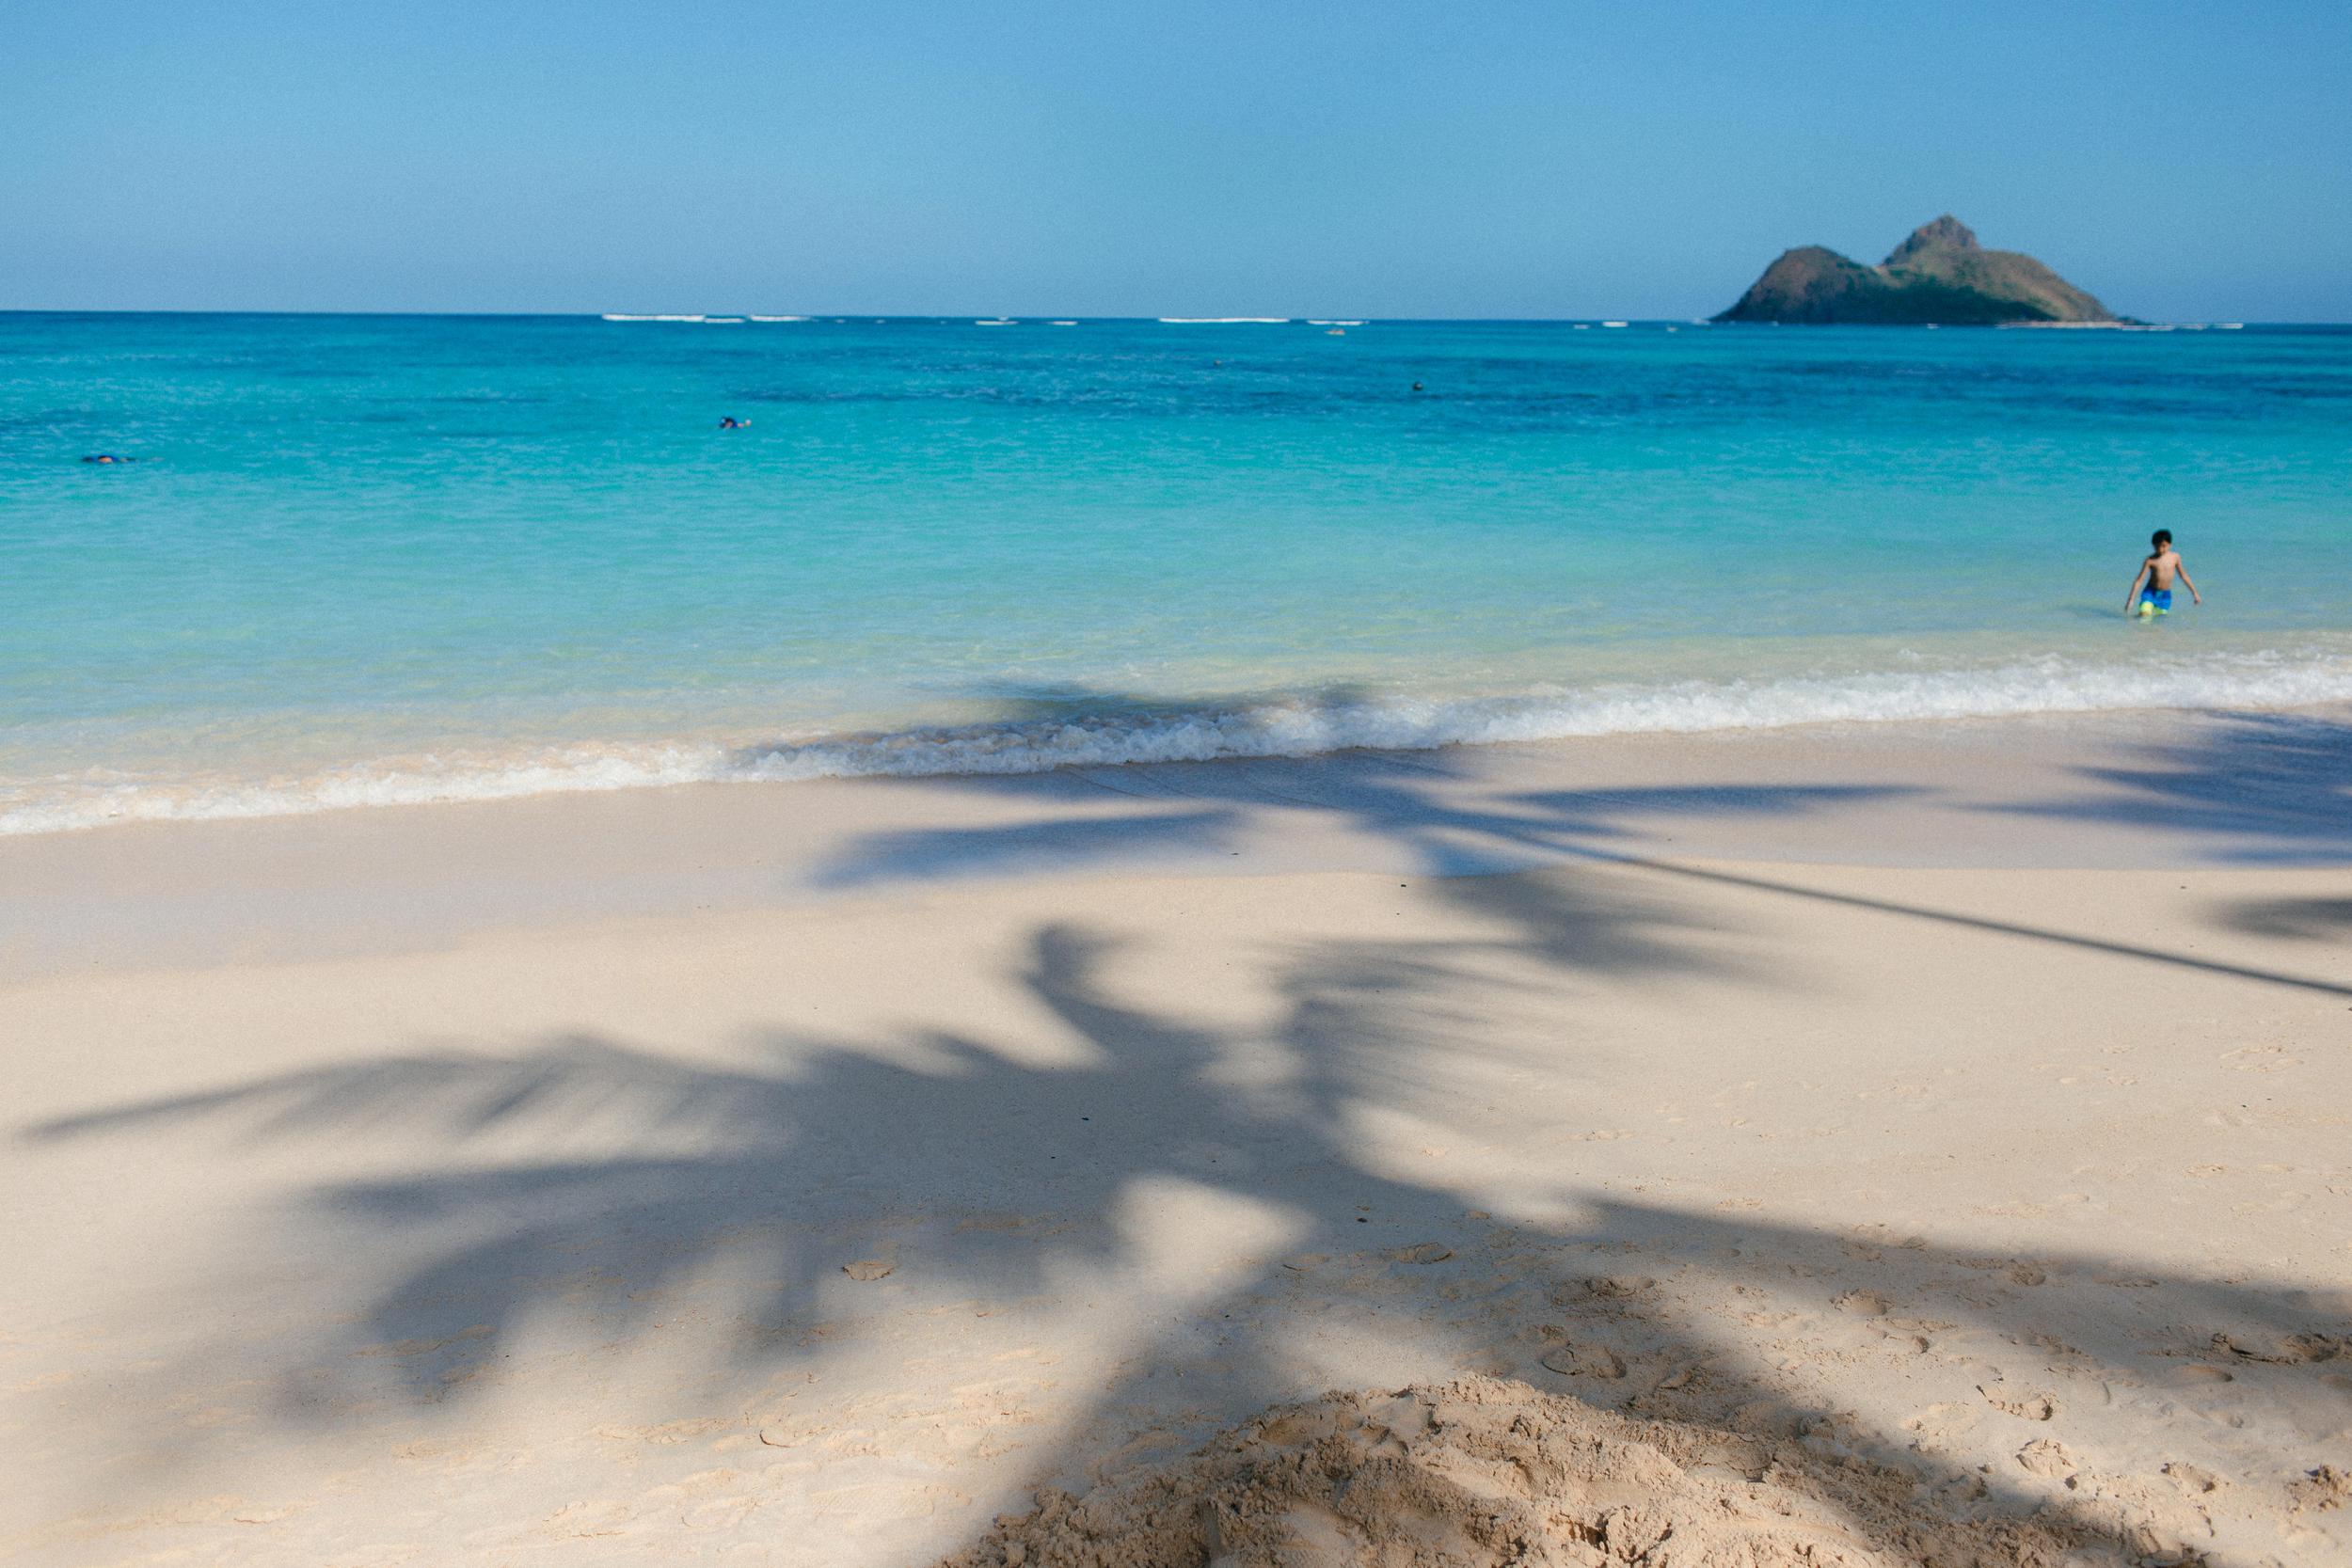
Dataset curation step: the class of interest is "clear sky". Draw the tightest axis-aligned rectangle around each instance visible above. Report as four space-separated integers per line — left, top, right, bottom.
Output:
8 1 2348 320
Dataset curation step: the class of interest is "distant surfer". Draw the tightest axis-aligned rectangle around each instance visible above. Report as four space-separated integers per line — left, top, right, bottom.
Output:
2125 529 2201 618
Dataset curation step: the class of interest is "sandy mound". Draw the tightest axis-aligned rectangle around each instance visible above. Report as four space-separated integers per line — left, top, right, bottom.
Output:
940 1376 2192 1568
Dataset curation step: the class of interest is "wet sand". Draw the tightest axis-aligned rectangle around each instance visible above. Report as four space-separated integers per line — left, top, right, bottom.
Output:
4 707 2349 1565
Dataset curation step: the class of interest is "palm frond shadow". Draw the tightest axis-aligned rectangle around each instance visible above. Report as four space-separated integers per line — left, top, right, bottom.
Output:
28 853 1735 1408
24 762 2347 1562
813 746 1915 888
2214 894 2352 942
1984 708 2352 864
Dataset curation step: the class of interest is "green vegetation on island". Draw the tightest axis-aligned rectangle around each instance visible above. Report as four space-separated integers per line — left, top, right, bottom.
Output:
1715 215 2118 325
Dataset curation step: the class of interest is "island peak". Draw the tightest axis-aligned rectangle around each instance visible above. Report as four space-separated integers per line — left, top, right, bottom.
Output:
1715 216 2114 325
1887 214 1979 261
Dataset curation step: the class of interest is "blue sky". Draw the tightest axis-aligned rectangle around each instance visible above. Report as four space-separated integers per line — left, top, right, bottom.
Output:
8 1 2347 319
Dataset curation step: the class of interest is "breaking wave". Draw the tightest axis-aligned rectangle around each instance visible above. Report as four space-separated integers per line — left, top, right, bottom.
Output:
7 645 2350 837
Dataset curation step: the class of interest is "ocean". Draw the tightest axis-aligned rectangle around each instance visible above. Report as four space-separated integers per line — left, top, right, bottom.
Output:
5 312 2348 835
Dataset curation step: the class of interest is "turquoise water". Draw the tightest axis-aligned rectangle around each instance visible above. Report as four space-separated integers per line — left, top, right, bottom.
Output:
5 313 2349 832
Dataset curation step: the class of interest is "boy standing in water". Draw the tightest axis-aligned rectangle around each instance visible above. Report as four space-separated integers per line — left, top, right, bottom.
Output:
2125 529 2201 617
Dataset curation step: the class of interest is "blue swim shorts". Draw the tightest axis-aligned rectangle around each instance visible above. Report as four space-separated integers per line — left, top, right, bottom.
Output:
2138 589 2173 612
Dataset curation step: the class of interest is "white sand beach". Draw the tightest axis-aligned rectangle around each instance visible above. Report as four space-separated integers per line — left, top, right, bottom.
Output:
5 708 2349 1566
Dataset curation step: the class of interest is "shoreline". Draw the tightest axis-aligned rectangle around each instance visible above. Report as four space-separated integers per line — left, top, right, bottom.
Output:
10 641 2352 842
5 701 2348 983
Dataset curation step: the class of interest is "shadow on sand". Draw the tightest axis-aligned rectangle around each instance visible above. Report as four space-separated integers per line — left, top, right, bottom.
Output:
23 751 2352 1562
1983 709 2352 865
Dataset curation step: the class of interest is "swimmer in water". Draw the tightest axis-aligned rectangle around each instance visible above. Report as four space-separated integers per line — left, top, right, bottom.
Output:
81 453 135 464
2124 529 2201 618
718 416 748 429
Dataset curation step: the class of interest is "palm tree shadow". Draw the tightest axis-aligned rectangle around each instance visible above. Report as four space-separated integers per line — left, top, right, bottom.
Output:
1984 708 2352 865
812 739 1919 889
954 1186 2352 1565
22 748 2345 1560
2213 894 2352 942
26 854 1734 1416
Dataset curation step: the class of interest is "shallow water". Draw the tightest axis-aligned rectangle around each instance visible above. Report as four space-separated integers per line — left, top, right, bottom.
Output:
5 313 2348 832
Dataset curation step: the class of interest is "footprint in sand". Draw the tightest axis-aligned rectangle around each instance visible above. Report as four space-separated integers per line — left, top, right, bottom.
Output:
1385 1242 1454 1265
2209 1330 2347 1364
1900 1402 1985 1454
1833 1290 1891 1317
842 1259 894 1281
2015 1437 2075 1478
1539 1340 1628 1380
1978 1383 2057 1420
2163 1462 2224 1497
1848 1226 1929 1252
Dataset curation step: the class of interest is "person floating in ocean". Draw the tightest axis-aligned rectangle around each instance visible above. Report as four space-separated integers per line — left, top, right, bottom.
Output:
2125 529 2201 618
718 416 748 429
80 453 135 464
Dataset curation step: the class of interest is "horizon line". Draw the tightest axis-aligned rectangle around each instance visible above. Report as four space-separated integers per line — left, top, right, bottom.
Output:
0 309 2338 326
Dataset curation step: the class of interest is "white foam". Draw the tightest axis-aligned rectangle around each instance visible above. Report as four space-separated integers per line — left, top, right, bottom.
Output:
1158 317 1290 325
8 648 2349 838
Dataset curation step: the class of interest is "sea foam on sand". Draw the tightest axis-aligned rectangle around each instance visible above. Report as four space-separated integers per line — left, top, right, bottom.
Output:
7 647 2351 836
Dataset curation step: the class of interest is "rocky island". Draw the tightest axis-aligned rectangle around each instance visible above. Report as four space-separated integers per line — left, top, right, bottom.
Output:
1715 215 2117 325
